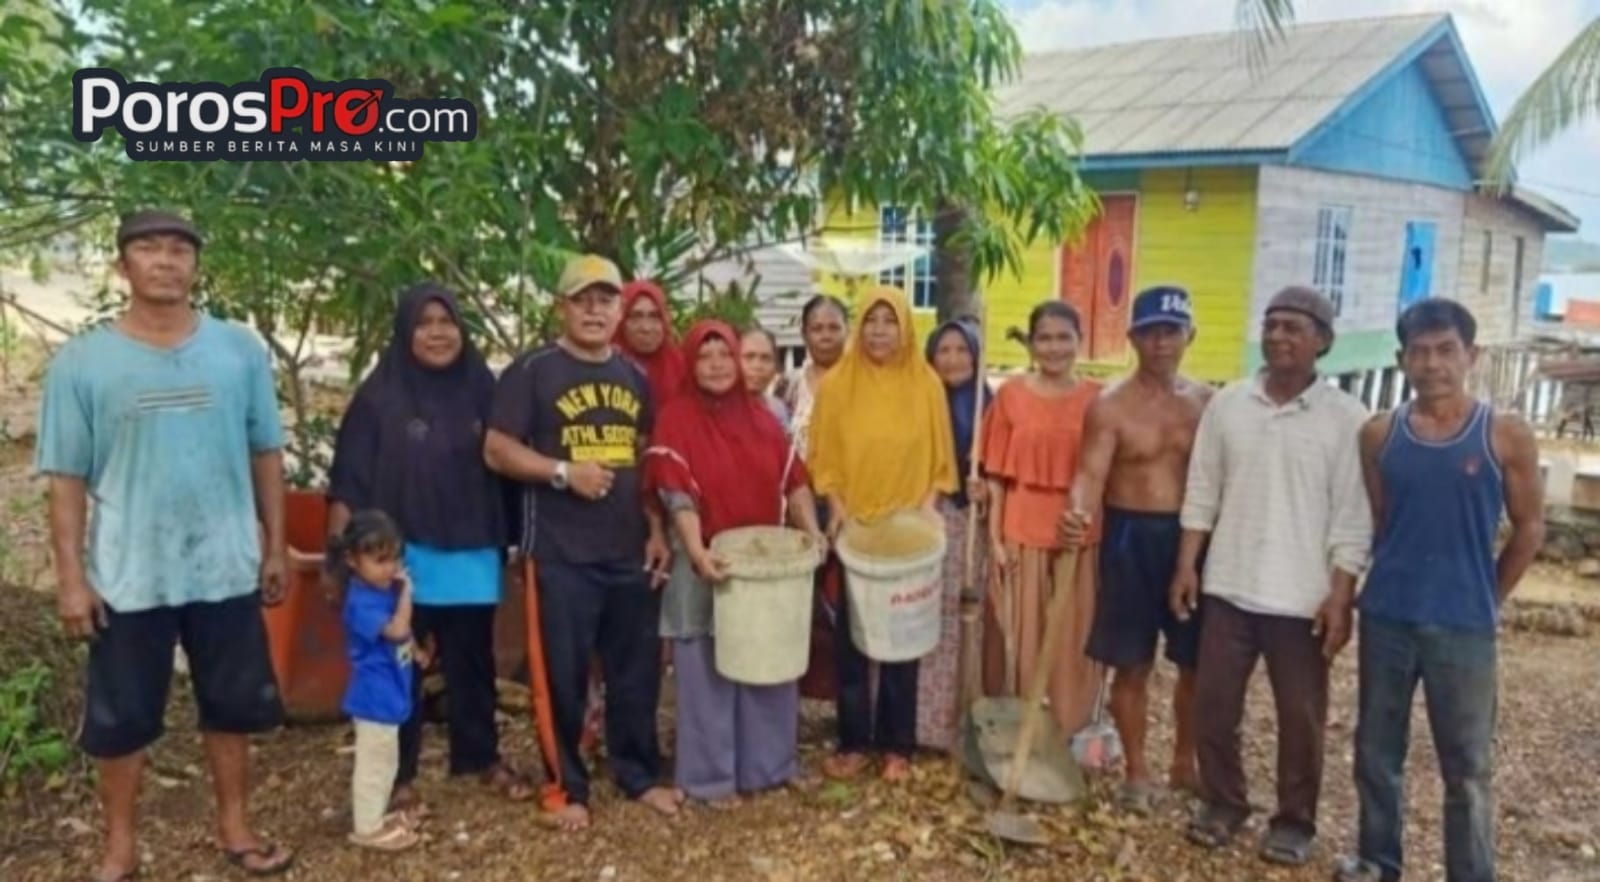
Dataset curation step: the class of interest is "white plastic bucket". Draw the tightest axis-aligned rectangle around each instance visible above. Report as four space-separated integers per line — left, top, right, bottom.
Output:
835 510 947 663
708 526 822 685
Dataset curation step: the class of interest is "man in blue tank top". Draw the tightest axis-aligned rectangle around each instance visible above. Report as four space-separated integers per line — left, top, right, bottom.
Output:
1335 300 1544 882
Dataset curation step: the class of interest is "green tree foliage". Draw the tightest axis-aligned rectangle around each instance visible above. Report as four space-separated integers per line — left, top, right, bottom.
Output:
1485 18 1600 189
1 0 1107 477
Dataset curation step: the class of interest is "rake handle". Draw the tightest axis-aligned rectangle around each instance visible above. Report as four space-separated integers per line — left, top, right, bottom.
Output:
998 548 1080 813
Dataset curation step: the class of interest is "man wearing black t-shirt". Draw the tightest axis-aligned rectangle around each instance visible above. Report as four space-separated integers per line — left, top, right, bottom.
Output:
484 254 677 830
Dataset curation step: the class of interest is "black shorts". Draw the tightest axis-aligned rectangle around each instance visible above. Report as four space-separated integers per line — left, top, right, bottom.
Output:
1085 507 1202 670
79 592 283 759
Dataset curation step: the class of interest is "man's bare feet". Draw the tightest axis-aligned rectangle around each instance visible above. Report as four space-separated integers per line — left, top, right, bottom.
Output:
219 839 294 875
637 786 685 817
545 803 591 832
822 752 870 780
92 853 140 882
387 783 431 819
1168 761 1201 795
880 754 912 783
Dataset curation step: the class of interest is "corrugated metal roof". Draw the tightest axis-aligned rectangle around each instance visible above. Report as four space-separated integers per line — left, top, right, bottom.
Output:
1510 186 1582 233
996 13 1455 158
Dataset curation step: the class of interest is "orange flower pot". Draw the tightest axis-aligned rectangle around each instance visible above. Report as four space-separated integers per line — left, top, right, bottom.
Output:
261 490 351 723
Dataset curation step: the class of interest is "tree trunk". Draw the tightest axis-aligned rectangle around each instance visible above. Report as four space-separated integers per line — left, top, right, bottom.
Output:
933 198 977 323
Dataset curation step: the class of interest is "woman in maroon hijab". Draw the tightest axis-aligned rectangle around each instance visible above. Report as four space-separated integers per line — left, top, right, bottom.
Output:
645 321 825 808
615 280 687 403
582 279 685 753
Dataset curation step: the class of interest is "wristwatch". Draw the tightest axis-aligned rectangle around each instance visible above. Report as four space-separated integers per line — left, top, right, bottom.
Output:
551 461 571 491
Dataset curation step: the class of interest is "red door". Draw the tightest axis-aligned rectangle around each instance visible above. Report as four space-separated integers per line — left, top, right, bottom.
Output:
1058 195 1137 362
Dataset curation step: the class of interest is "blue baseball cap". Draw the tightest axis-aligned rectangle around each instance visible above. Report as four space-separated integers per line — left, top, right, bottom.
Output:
1129 285 1194 332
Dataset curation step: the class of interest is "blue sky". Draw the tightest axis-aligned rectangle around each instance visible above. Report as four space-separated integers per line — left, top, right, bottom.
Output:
1001 0 1600 239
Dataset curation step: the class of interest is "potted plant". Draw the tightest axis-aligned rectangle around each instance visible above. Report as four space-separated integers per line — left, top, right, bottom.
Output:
262 379 348 723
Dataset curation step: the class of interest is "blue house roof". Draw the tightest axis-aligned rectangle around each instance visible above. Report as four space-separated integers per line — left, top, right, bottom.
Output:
997 15 1493 176
996 13 1577 230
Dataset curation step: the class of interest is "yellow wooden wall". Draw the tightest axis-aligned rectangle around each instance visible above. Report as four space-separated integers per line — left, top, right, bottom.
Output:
815 167 1260 381
1128 167 1259 382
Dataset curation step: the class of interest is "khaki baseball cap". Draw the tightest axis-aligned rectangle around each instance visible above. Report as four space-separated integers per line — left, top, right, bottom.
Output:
557 254 623 299
116 209 202 250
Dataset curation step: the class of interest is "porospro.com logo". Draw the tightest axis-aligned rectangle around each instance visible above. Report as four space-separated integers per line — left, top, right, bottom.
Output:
72 67 478 162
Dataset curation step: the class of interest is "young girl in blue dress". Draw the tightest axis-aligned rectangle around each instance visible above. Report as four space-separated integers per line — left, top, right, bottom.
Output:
334 510 425 851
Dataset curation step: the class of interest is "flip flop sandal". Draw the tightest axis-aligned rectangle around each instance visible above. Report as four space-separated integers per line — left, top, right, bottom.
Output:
1116 781 1159 816
383 809 425 831
221 842 294 876
88 867 140 882
1185 805 1245 849
1332 856 1387 882
348 821 420 852
1259 826 1316 866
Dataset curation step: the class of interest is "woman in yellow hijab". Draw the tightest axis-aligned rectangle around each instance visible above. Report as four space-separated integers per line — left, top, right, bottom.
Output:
808 285 958 781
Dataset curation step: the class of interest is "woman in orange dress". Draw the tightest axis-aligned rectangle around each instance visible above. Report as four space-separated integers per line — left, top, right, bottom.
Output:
980 301 1104 737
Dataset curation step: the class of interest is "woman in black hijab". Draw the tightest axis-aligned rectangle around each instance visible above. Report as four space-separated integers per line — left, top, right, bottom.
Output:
327 282 532 811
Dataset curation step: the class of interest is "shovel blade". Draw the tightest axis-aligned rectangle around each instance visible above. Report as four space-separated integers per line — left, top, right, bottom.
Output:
986 810 1048 846
961 697 1088 805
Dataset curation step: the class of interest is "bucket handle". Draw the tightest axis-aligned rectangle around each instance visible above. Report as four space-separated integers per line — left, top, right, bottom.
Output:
778 436 798 528
650 442 810 564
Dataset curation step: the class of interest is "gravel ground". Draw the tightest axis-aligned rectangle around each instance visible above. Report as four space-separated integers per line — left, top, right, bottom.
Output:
2 617 1597 882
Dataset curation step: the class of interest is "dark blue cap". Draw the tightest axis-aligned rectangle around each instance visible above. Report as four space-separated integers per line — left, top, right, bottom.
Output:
1130 285 1194 332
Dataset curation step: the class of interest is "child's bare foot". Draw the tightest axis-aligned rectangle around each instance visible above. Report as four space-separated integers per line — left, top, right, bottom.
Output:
545 803 591 832
697 794 741 811
637 786 685 817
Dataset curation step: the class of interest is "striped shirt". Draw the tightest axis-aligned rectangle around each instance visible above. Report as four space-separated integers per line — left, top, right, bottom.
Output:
1180 375 1372 619
34 316 285 611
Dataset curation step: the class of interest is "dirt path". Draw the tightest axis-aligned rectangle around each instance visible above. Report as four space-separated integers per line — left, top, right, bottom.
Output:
1515 564 1600 612
3 623 1597 882
3 345 1598 881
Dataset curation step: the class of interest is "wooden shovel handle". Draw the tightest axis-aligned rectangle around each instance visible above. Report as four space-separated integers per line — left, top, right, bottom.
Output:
998 548 1080 812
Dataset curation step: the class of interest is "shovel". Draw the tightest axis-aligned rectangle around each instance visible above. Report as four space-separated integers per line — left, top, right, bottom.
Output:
952 310 988 769
985 548 1083 846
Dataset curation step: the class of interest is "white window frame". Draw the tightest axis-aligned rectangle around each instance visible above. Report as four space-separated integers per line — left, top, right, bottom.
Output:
1313 204 1352 316
878 204 937 310
1480 230 1493 293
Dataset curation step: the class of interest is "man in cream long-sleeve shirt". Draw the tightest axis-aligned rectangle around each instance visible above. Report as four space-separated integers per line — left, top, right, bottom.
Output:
1171 286 1372 867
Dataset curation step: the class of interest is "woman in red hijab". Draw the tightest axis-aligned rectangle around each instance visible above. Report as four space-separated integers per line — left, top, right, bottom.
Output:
644 321 825 808
615 280 687 402
584 279 687 754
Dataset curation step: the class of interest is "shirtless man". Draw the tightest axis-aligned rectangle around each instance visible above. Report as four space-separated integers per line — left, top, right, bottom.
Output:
1061 285 1212 812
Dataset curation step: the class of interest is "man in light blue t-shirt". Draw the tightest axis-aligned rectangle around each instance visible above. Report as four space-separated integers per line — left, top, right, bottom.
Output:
36 210 295 881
